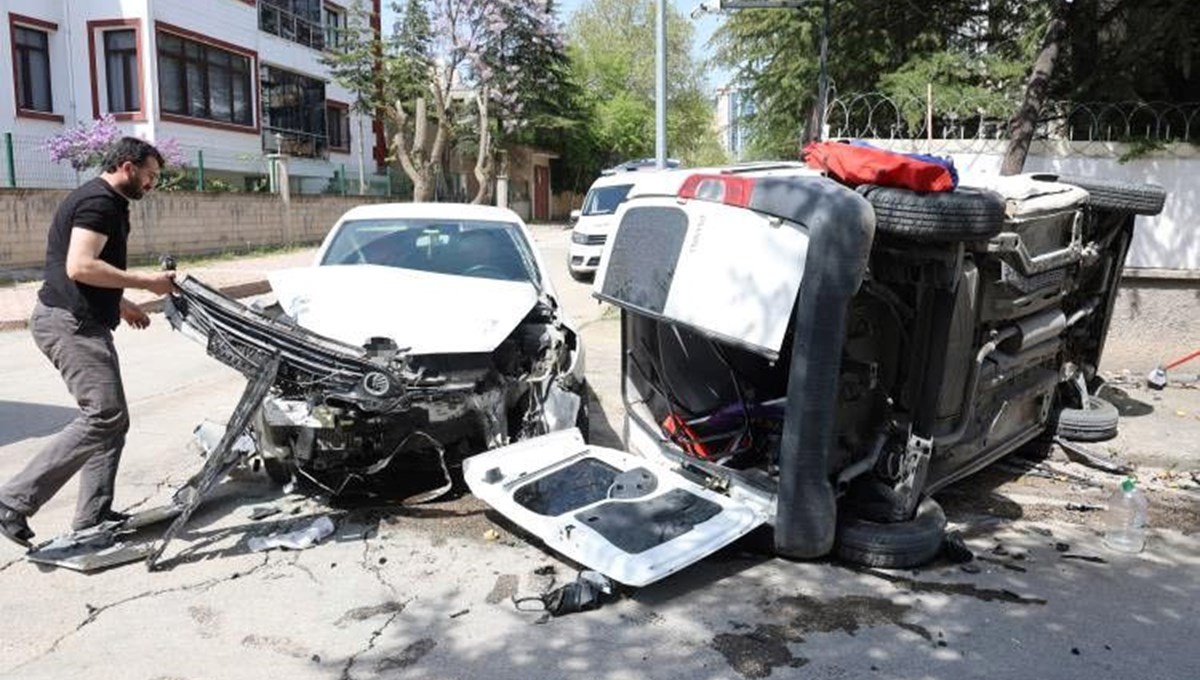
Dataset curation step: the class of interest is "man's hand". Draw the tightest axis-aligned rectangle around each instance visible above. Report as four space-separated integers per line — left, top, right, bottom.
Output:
140 270 176 297
119 299 151 329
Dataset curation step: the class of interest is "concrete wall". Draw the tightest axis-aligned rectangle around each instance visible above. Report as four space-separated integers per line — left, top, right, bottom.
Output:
0 189 391 269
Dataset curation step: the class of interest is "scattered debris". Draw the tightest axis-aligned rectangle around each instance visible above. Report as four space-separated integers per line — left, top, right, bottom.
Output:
960 563 981 574
247 515 336 552
1054 437 1134 475
512 570 615 617
978 555 1027 573
1061 554 1108 564
1065 503 1104 512
941 532 974 564
249 505 281 521
1055 542 1071 552
483 529 501 542
449 609 470 619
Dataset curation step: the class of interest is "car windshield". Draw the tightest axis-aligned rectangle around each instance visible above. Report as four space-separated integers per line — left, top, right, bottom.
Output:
581 185 633 216
320 218 541 284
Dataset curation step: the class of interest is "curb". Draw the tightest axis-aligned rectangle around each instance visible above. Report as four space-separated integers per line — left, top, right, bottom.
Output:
0 279 272 332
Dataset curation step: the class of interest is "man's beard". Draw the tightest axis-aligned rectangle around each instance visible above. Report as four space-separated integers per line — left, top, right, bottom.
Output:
119 177 146 200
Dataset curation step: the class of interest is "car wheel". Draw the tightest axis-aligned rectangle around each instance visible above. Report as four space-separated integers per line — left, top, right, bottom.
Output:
1042 174 1166 215
858 185 1007 242
1056 395 1119 442
834 497 947 569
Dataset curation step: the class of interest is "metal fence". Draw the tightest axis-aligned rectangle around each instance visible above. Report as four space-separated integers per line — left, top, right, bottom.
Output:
825 93 1200 156
1 132 399 196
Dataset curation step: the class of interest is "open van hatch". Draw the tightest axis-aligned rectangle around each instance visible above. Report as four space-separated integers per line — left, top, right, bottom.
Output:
463 428 772 587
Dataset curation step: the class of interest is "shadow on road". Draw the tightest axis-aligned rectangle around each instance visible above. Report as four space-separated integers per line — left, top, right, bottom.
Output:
0 400 76 447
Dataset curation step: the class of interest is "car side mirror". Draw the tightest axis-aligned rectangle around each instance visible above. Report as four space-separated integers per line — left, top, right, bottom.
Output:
569 209 581 224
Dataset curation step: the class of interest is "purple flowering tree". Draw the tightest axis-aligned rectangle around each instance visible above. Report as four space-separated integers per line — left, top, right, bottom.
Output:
45 115 186 184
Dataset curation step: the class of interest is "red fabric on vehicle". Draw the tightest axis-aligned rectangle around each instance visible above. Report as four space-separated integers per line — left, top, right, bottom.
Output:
803 141 956 193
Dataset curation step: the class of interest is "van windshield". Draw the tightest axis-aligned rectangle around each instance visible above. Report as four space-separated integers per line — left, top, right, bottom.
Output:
582 184 633 216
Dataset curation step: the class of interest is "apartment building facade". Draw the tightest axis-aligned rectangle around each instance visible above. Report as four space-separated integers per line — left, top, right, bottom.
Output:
2 0 383 192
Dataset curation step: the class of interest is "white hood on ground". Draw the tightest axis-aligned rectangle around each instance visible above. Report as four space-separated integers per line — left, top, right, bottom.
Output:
267 265 538 355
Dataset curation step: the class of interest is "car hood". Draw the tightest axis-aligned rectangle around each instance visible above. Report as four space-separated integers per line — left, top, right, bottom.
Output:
267 265 539 355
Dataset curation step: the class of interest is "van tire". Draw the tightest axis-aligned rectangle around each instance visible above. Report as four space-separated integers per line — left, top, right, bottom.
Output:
1041 174 1166 215
569 268 593 283
1056 395 1119 442
858 185 1007 242
834 497 947 569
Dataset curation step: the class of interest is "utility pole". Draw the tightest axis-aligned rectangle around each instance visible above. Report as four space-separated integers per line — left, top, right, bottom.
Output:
655 0 668 169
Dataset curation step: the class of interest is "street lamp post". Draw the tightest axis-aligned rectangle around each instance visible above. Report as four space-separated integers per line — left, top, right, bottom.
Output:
692 0 832 141
656 0 668 169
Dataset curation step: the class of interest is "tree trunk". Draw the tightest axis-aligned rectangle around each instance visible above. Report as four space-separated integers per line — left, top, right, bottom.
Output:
471 88 494 205
1001 8 1069 175
390 97 437 202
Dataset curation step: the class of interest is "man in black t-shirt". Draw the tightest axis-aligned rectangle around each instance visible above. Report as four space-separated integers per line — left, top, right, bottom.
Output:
0 137 177 549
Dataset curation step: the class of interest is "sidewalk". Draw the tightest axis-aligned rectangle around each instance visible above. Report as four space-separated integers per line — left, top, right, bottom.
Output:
0 248 319 332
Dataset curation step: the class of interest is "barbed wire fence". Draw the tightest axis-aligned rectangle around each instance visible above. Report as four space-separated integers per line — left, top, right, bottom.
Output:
824 92 1200 157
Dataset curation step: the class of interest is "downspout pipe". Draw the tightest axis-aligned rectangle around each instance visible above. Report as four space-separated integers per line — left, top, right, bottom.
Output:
747 176 875 559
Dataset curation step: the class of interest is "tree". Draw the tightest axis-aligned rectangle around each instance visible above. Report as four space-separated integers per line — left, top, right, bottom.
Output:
566 0 725 169
1002 3 1069 175
320 1 379 194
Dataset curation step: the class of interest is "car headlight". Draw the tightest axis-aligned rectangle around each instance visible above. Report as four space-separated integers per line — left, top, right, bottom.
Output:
571 230 590 245
362 371 392 397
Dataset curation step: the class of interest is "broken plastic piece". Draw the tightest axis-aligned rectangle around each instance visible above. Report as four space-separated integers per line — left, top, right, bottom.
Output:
247 516 336 552
513 570 614 617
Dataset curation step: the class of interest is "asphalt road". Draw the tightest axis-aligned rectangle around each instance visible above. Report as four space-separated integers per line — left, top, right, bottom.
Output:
0 225 1197 680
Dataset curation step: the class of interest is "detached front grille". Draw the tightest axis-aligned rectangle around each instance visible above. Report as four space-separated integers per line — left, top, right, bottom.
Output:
165 276 400 400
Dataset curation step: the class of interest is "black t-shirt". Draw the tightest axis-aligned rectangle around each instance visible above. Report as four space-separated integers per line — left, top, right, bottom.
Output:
38 177 130 330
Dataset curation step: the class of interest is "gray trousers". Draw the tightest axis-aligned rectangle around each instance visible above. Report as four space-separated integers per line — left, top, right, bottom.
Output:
0 302 129 529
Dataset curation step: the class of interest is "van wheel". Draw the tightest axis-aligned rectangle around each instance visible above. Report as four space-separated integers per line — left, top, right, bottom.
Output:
1056 395 1119 442
858 185 1007 242
1041 174 1166 215
834 497 946 569
569 268 593 283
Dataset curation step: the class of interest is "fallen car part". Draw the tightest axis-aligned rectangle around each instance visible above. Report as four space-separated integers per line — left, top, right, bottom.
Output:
247 515 335 552
1053 436 1133 475
512 570 615 617
146 353 280 571
24 505 182 572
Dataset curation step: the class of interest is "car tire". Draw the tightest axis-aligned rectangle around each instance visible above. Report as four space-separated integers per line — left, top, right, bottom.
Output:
834 497 947 569
858 185 1007 242
1056 395 1119 442
1040 174 1166 215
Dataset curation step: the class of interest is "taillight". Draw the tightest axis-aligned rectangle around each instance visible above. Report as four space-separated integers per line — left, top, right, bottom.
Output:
678 174 756 208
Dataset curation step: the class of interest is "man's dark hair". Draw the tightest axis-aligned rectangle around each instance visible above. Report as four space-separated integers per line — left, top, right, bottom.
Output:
102 137 166 172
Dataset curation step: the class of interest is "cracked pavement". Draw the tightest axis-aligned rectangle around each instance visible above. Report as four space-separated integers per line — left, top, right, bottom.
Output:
1 225 1198 680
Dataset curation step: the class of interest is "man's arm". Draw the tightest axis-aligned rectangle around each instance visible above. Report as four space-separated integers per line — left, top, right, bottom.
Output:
65 227 175 295
119 297 151 329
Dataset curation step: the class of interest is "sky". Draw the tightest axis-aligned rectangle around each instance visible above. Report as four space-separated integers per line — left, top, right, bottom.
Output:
379 1 728 90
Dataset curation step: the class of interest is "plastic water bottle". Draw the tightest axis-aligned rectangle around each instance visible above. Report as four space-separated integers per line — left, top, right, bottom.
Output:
1103 477 1148 553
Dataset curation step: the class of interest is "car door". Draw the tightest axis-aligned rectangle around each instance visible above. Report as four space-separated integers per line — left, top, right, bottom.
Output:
463 428 772 587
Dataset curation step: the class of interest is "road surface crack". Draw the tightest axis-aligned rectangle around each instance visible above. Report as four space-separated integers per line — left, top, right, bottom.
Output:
338 611 403 680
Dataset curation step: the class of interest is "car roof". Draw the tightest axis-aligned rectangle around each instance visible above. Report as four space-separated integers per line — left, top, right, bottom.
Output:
623 161 819 198
336 202 525 224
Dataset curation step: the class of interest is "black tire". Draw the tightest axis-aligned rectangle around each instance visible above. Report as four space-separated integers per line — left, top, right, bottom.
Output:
834 497 947 569
858 185 1007 242
1039 174 1166 216
1056 395 1119 442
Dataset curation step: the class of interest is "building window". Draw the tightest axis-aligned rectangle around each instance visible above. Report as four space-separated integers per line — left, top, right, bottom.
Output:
157 31 253 126
259 0 324 50
323 5 346 52
104 29 139 113
327 102 349 150
14 25 53 113
262 65 327 158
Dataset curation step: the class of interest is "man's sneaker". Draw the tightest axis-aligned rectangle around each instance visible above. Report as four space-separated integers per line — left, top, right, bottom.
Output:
72 509 132 533
0 502 34 549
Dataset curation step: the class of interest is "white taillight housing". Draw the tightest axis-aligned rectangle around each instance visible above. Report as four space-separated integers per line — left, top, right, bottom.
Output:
678 174 756 208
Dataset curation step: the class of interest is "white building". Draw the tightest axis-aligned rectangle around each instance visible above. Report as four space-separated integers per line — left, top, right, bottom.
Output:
1 0 383 193
714 85 753 161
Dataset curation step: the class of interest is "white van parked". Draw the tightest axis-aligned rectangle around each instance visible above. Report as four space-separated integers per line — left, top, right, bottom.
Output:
567 160 680 281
